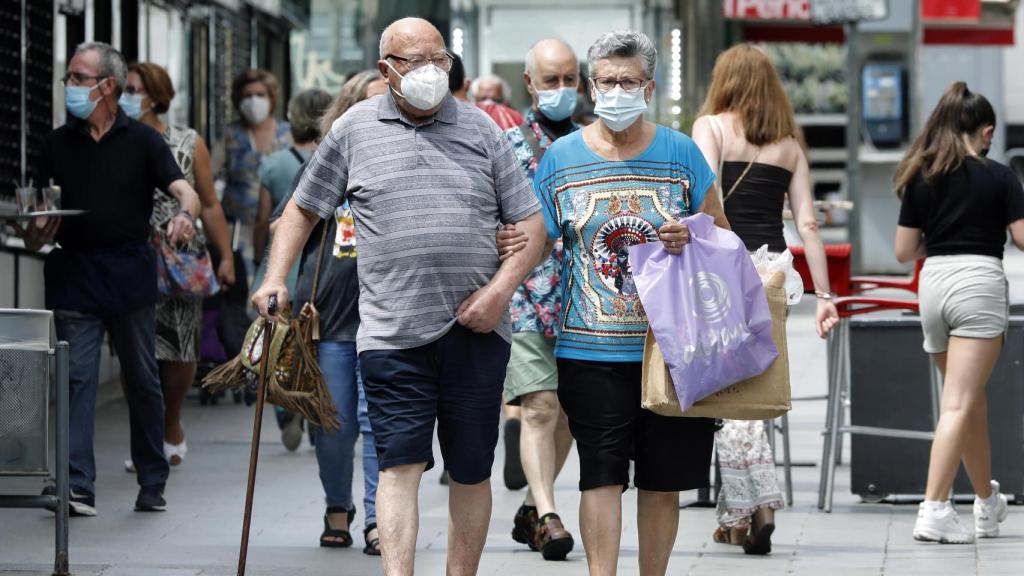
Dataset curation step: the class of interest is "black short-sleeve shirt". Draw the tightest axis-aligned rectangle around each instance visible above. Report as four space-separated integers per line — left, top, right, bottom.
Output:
36 109 184 249
35 109 185 313
898 157 1024 259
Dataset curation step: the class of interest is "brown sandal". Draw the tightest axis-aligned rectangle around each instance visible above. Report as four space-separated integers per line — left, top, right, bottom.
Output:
713 526 747 545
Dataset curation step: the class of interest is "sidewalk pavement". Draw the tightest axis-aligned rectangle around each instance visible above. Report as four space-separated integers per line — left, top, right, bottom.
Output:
4 253 1024 575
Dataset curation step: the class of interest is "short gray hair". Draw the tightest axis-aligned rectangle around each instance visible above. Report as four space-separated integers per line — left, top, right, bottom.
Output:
469 74 511 103
75 42 127 95
288 88 333 144
587 30 657 80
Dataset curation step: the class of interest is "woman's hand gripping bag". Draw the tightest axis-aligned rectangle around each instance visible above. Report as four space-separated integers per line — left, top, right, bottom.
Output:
629 213 777 411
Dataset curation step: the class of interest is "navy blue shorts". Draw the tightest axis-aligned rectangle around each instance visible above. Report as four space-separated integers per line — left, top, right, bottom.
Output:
359 325 511 485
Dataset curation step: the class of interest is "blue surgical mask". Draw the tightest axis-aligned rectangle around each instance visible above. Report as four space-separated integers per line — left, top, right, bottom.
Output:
593 85 648 132
536 87 577 122
65 79 106 120
119 92 145 119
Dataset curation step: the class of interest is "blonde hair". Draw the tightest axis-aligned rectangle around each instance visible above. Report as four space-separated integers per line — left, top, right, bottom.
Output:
319 70 384 136
699 44 797 146
893 82 995 197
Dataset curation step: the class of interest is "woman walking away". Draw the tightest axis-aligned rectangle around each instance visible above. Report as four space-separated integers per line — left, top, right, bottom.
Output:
122 62 235 468
894 81 1024 544
692 44 839 555
267 70 388 555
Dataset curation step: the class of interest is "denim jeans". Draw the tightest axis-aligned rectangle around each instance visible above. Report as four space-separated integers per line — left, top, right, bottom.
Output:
55 307 169 496
315 341 378 523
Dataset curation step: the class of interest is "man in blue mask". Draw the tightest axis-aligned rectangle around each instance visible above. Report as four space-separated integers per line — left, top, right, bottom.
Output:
496 38 580 561
18 42 201 517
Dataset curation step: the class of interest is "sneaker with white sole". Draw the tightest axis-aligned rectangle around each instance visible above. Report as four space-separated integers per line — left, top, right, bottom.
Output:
974 480 1009 538
42 485 97 517
913 502 974 544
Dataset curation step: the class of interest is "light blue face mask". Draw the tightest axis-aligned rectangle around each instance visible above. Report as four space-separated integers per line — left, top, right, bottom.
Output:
65 78 107 120
119 92 145 119
536 87 577 122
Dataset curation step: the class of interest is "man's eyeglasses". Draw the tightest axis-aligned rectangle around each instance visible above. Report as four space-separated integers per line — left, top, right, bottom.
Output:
590 77 649 94
385 53 454 72
61 73 108 87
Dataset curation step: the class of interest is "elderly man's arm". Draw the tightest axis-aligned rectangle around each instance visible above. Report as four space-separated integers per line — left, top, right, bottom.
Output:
250 198 319 318
458 211 546 333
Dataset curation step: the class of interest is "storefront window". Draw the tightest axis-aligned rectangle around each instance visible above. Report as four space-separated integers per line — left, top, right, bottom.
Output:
290 0 372 93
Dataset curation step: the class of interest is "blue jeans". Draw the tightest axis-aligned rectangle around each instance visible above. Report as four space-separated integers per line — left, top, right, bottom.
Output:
315 341 378 523
55 307 169 495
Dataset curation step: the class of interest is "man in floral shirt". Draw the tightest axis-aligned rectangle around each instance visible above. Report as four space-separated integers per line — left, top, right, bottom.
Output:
498 38 580 561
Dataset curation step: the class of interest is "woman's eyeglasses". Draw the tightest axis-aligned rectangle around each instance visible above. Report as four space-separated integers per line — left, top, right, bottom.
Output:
590 77 649 94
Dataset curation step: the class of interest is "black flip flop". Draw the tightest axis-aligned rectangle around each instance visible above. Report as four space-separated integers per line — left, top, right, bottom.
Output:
743 522 775 555
320 505 355 548
363 522 382 556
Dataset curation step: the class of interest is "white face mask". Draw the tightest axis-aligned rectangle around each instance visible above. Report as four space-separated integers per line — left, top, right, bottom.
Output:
387 62 449 111
240 95 271 125
593 85 648 132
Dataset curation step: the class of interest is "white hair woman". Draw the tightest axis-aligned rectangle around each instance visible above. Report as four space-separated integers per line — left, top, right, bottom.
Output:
532 30 727 575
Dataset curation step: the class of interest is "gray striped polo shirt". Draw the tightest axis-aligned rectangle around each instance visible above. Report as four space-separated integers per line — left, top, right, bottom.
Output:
293 93 540 353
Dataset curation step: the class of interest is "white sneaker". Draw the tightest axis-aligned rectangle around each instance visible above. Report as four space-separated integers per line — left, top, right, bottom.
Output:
913 502 975 544
974 480 1009 538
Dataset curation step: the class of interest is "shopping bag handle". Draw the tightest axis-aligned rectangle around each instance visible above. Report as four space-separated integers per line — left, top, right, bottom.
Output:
681 212 715 239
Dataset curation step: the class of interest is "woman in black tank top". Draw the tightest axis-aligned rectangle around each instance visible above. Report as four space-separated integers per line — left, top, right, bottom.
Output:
690 44 839 555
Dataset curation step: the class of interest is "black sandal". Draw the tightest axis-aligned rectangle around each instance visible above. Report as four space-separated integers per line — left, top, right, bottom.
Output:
320 505 355 548
363 522 381 556
743 509 775 556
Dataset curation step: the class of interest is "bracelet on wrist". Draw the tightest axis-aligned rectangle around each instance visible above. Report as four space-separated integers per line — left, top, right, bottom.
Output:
815 291 835 301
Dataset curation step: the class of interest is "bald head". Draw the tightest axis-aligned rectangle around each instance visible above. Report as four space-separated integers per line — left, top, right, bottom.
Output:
523 38 579 111
525 39 577 77
377 17 450 119
379 17 444 59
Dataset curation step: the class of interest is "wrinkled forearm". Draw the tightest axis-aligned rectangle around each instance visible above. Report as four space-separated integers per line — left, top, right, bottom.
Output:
490 211 547 299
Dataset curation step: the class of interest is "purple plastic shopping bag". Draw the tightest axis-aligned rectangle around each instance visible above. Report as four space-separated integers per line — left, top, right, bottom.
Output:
629 213 777 411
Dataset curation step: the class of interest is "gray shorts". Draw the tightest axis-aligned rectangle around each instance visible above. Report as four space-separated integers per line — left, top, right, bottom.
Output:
918 255 1009 354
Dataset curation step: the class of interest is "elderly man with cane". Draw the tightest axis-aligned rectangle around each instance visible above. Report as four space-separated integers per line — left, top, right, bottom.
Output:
251 17 546 576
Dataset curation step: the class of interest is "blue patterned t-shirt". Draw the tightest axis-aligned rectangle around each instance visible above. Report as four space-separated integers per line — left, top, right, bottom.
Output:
534 125 716 362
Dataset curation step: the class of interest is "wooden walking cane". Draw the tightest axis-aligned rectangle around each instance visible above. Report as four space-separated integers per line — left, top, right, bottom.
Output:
237 295 278 576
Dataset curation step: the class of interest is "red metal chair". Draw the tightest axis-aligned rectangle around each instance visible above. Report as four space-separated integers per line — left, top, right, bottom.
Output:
849 259 924 295
817 296 943 512
790 244 852 295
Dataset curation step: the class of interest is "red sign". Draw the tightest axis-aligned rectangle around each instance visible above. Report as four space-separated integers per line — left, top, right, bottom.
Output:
922 0 981 22
722 0 811 20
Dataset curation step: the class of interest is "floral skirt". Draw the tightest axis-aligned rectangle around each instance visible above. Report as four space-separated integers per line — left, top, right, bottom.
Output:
715 419 785 529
